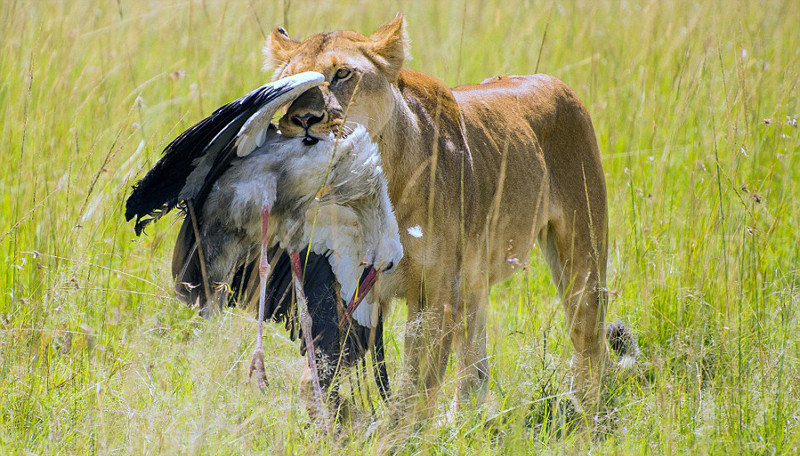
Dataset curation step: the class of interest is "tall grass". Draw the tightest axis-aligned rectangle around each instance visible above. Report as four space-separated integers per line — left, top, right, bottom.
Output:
1 0 798 453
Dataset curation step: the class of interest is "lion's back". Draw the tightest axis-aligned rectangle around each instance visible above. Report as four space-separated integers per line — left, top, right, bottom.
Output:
453 73 602 191
453 74 593 145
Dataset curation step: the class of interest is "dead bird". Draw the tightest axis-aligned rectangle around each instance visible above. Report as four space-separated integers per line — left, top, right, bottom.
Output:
125 72 402 417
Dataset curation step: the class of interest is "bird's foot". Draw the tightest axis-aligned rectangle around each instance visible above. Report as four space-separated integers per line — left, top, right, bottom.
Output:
248 348 268 391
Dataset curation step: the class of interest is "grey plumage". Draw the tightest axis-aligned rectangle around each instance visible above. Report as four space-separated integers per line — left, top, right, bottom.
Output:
177 125 402 325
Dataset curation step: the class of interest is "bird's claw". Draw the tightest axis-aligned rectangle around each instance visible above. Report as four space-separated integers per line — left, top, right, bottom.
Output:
248 348 269 392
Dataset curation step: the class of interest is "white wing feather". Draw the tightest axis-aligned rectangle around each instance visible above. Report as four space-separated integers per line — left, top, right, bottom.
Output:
235 71 325 157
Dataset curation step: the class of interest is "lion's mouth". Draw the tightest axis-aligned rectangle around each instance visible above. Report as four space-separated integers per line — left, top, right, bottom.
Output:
337 123 355 139
301 122 354 146
302 135 319 146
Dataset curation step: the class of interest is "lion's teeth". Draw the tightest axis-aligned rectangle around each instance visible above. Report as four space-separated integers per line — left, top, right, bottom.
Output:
340 124 354 138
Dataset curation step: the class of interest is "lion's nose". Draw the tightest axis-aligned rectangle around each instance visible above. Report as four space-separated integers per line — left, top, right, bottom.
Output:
291 112 324 129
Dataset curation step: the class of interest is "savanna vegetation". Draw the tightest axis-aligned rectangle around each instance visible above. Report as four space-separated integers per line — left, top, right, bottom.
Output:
1 0 799 453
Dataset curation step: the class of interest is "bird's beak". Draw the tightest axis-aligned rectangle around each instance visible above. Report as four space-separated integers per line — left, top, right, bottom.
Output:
341 266 378 326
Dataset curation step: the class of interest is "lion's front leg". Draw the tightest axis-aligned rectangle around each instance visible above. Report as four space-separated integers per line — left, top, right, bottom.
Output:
453 287 490 406
396 277 459 416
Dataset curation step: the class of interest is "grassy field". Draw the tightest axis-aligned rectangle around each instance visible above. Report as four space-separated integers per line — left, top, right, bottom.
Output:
2 0 799 453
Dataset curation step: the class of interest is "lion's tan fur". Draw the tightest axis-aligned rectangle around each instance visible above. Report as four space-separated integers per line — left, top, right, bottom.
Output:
266 15 610 412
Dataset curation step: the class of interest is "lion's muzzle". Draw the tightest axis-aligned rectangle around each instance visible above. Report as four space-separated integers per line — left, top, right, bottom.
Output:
279 85 344 143
291 112 325 145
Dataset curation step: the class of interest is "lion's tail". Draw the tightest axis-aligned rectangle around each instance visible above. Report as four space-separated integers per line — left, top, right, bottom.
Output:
605 321 639 369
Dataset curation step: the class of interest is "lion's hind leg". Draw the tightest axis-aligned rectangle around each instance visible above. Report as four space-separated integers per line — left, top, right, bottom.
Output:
539 214 609 410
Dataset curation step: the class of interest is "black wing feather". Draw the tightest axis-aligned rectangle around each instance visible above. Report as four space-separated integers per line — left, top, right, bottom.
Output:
124 83 295 235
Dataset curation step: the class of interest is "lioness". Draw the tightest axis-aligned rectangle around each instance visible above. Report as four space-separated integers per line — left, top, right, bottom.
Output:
267 15 623 411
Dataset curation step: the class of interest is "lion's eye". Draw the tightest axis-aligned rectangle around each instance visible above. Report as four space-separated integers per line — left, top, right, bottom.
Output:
333 67 352 81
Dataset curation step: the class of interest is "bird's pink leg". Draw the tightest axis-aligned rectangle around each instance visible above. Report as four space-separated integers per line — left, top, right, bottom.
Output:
248 206 270 390
290 252 327 417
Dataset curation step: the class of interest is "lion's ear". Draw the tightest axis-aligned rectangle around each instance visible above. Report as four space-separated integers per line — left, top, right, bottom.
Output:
263 26 300 72
368 13 410 80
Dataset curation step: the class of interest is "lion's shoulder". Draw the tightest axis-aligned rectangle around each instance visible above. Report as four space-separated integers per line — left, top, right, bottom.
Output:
396 69 462 123
451 74 589 140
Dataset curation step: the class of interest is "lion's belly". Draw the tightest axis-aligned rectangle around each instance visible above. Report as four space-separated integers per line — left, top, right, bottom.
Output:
464 142 550 288
454 76 562 288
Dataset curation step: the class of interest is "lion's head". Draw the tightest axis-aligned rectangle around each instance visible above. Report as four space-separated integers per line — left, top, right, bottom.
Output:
264 14 409 141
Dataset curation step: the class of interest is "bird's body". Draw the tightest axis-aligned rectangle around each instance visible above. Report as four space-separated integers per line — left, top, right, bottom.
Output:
126 72 401 415
184 125 401 327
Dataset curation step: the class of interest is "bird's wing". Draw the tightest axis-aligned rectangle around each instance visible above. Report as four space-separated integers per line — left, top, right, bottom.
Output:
124 71 324 235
